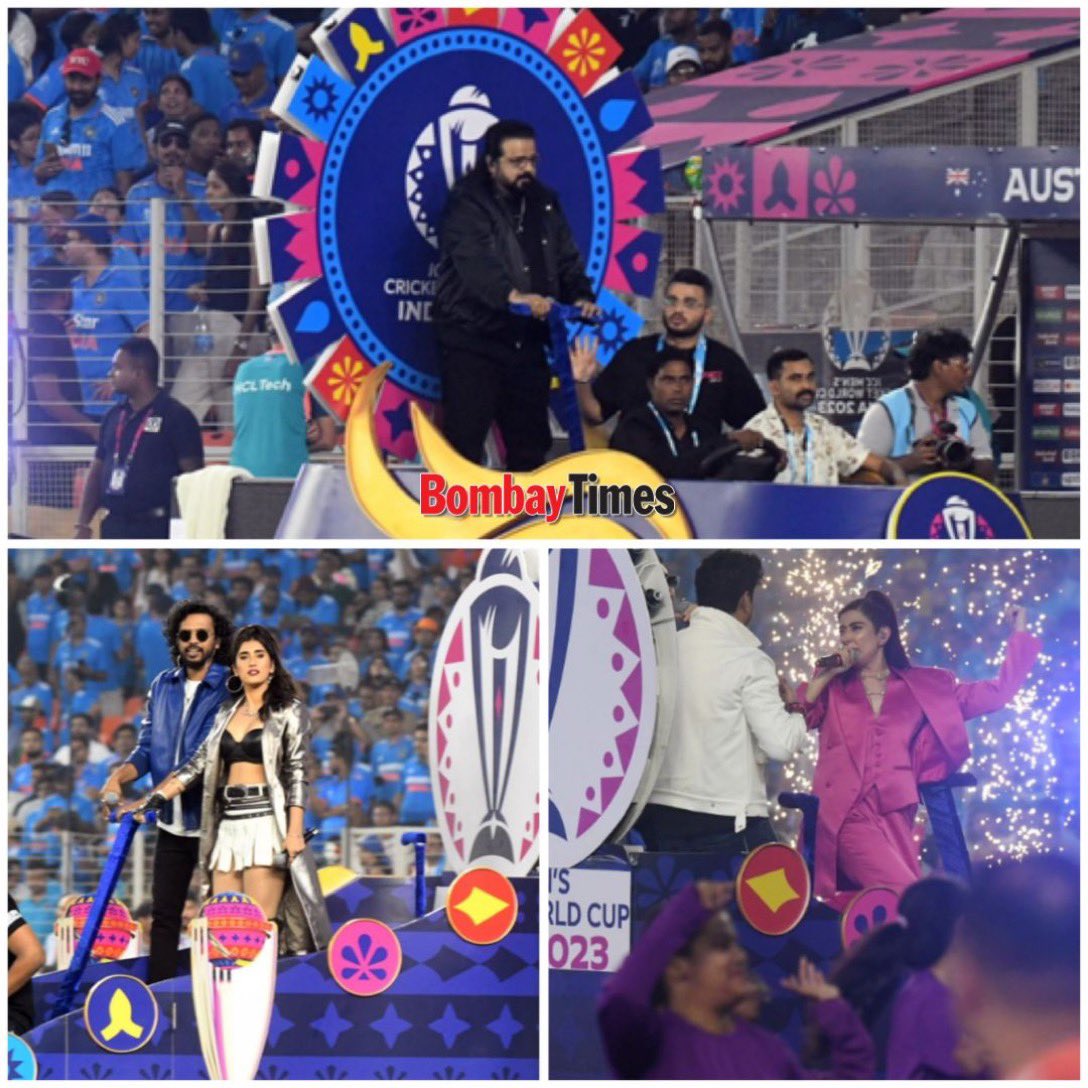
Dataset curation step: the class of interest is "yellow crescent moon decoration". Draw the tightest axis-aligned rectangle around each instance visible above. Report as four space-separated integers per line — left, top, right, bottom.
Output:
345 365 694 539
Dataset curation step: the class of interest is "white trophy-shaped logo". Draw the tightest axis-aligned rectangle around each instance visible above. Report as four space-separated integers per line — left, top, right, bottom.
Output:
941 495 977 539
405 86 498 248
820 275 892 372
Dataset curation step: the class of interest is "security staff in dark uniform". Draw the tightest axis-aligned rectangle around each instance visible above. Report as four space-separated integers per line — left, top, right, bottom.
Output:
434 118 600 470
74 336 203 539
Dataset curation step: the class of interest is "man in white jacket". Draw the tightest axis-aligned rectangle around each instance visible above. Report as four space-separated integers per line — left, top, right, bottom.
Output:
638 550 807 856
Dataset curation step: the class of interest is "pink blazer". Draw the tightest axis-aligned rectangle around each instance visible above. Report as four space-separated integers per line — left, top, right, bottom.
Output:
798 630 1042 899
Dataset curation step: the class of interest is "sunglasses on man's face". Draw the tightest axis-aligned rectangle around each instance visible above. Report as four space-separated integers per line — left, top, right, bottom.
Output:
158 135 187 149
178 628 211 643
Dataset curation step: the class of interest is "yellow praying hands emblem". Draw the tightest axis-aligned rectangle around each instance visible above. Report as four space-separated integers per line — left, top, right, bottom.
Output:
101 986 144 1041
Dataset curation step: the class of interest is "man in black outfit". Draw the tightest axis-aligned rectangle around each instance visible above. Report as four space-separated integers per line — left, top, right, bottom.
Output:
609 354 727 478
434 118 600 470
74 336 203 540
571 267 766 438
102 600 232 982
8 895 46 1035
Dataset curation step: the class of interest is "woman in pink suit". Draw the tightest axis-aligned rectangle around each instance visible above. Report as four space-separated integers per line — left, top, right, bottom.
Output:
799 590 1041 905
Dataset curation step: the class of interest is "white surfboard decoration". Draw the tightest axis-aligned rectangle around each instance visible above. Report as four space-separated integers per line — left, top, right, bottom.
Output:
191 893 277 1081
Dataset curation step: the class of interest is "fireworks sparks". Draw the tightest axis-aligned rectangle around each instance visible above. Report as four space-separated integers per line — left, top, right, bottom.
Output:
668 549 1080 867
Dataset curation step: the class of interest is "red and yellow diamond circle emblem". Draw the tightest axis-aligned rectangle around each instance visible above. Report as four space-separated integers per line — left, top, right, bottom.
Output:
736 843 811 936
446 867 518 945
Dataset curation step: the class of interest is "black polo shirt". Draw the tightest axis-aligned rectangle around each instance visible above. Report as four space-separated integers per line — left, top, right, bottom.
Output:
94 389 203 518
592 335 766 432
610 403 723 479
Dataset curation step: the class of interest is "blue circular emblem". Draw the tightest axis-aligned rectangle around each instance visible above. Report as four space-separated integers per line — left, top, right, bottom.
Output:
83 975 159 1054
887 472 1032 539
7 1034 37 1080
319 29 613 399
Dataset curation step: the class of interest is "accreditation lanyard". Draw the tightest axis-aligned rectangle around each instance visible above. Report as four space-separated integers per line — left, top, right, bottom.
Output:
780 415 815 484
907 384 961 444
648 402 697 459
111 402 155 478
656 333 706 414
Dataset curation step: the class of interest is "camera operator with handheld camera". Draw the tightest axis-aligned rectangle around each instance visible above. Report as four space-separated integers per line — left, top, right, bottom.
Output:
858 328 995 484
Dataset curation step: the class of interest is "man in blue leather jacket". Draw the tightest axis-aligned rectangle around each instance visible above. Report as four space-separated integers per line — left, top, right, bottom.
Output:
101 599 233 981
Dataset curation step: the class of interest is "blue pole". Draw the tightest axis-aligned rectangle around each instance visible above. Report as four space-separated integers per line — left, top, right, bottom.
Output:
52 812 147 1018
401 832 427 918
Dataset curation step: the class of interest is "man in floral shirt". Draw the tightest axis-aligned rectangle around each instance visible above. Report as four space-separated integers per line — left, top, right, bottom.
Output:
744 349 905 486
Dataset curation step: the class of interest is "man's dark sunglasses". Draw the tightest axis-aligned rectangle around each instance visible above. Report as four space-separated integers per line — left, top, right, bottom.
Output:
158 135 188 149
178 628 211 643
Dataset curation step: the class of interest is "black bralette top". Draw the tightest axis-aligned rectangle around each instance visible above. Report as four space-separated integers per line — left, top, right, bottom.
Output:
220 728 263 766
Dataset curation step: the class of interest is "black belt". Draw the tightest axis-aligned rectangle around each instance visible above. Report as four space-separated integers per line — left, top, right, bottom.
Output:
221 784 270 800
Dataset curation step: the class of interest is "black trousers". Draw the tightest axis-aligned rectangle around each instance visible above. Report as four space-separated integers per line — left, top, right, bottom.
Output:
101 512 170 540
148 826 201 983
636 803 778 859
439 344 552 471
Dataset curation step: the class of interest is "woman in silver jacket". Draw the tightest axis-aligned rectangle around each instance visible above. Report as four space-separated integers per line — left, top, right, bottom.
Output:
128 624 332 953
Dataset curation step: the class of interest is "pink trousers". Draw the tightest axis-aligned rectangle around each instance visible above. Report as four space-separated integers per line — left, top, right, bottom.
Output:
836 791 920 893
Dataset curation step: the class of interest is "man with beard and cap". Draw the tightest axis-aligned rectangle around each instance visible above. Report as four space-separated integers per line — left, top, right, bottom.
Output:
99 599 232 982
571 267 766 442
434 118 600 470
744 348 905 486
121 120 218 326
33 47 147 204
858 327 994 483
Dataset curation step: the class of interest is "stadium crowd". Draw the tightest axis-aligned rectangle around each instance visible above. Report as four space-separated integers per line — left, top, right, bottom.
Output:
7 547 479 961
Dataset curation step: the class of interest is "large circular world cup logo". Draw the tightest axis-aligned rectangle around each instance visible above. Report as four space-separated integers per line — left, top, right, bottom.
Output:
257 8 662 456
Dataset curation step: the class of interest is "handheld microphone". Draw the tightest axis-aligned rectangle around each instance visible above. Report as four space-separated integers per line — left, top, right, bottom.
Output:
815 651 852 669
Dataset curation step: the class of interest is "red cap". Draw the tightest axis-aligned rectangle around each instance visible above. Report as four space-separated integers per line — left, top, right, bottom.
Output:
61 49 103 79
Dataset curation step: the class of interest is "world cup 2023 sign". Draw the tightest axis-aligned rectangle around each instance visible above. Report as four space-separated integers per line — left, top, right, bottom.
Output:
255 8 663 457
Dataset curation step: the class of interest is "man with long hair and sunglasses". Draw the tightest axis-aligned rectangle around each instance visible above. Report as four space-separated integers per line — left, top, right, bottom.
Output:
100 598 233 982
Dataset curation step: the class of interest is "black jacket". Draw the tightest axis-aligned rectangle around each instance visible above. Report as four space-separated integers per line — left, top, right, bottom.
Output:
434 169 594 350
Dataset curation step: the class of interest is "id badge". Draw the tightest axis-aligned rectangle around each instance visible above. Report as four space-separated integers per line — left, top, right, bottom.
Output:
107 467 127 495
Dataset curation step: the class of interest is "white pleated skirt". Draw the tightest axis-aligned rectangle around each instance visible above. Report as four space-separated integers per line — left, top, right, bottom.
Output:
210 793 284 871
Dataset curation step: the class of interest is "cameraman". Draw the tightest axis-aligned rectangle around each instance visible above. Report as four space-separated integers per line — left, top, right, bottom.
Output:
858 328 994 483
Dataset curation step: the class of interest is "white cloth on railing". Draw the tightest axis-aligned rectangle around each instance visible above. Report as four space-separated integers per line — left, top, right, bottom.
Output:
175 463 252 539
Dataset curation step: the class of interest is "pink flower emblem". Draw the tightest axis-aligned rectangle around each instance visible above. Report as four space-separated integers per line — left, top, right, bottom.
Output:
813 155 857 216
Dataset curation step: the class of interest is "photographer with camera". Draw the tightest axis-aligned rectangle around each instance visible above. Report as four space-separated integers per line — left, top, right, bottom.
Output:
857 329 994 483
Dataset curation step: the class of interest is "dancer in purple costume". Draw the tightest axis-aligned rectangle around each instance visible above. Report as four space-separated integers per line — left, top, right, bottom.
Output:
597 881 875 1078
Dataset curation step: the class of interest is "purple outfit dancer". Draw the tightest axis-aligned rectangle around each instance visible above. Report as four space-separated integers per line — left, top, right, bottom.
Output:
597 883 875 1079
886 969 965 1078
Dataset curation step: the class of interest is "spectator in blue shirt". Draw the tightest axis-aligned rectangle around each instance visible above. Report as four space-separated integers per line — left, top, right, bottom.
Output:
400 726 436 826
370 708 413 808
34 49 147 204
10 655 55 720
22 11 101 113
172 10 235 122
285 625 333 697
246 584 290 629
120 121 218 318
293 576 341 631
144 74 200 134
51 612 109 702
10 727 47 795
134 596 173 689
223 42 277 128
58 666 102 722
227 575 255 623
63 213 150 416
11 700 46 760
724 8 771 64
96 14 150 131
633 10 702 91
394 617 441 680
311 742 354 848
350 756 375 823
137 10 181 99
376 580 424 659
398 653 432 720
17 859 64 945
23 568 60 672
218 10 297 83
9 100 42 203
